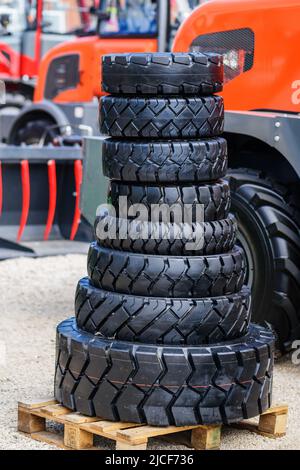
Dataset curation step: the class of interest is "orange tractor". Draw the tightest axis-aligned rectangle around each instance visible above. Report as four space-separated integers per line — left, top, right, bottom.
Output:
172 0 300 350
5 0 202 144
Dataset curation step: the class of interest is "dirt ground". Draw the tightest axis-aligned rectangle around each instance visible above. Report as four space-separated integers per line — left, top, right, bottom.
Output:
0 254 299 450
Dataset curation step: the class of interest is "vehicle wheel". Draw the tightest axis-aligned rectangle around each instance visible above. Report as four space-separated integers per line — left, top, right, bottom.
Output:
55 318 274 426
75 277 251 344
99 95 224 139
109 180 231 222
87 242 246 297
9 118 58 146
102 52 223 95
227 168 300 350
95 214 237 255
102 138 228 183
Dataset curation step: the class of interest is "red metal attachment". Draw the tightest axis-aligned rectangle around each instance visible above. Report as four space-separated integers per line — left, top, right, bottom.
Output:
17 160 30 241
0 161 2 217
44 160 57 240
70 159 83 241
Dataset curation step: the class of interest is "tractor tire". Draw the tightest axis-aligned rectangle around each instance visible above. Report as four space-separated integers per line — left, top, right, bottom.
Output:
102 138 228 184
109 180 231 222
99 95 224 139
95 213 237 255
87 242 246 298
75 277 251 344
55 318 274 426
102 52 223 95
228 168 300 351
9 118 57 146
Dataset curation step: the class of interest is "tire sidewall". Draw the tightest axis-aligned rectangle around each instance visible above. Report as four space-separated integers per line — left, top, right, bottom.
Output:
231 193 274 323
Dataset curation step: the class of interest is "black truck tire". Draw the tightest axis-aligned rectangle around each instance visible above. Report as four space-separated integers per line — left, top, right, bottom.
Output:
102 52 223 95
75 278 251 344
102 138 228 183
9 118 57 146
55 318 274 426
228 168 300 350
95 214 237 255
87 242 246 298
99 95 224 139
109 180 231 222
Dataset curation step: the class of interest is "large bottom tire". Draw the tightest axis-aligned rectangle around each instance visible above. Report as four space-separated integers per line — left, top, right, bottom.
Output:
87 242 246 297
228 168 300 350
75 278 251 344
55 318 274 426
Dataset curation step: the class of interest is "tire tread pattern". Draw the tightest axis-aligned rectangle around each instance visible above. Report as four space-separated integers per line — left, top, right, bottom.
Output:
102 52 223 95
95 214 237 255
228 167 300 348
103 138 228 183
110 180 231 222
75 278 251 344
87 242 246 298
55 318 274 426
99 96 224 139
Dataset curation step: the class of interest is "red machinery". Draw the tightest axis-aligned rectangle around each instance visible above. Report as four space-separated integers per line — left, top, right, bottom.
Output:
0 0 95 106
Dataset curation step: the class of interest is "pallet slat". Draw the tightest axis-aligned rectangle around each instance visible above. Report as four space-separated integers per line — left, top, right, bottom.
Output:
116 424 200 445
18 399 288 451
39 404 71 417
63 413 99 424
18 398 57 410
81 420 142 434
260 405 288 416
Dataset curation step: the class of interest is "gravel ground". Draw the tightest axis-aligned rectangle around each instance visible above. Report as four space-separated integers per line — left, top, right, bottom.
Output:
0 254 299 450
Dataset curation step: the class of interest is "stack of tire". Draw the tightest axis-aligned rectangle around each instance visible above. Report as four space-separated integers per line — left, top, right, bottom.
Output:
55 53 275 427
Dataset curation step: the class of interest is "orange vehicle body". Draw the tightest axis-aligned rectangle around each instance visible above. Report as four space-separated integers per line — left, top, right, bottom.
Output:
0 42 36 80
173 0 300 114
9 0 203 144
34 36 158 103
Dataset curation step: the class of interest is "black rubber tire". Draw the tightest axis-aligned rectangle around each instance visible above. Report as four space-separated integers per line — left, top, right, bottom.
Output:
228 168 300 351
102 52 223 95
87 242 246 298
109 180 231 222
102 138 228 183
99 95 224 139
55 318 274 426
75 278 251 345
8 118 58 146
95 213 237 255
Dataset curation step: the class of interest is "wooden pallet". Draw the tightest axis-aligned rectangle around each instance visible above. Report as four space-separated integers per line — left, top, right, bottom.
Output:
18 399 288 450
